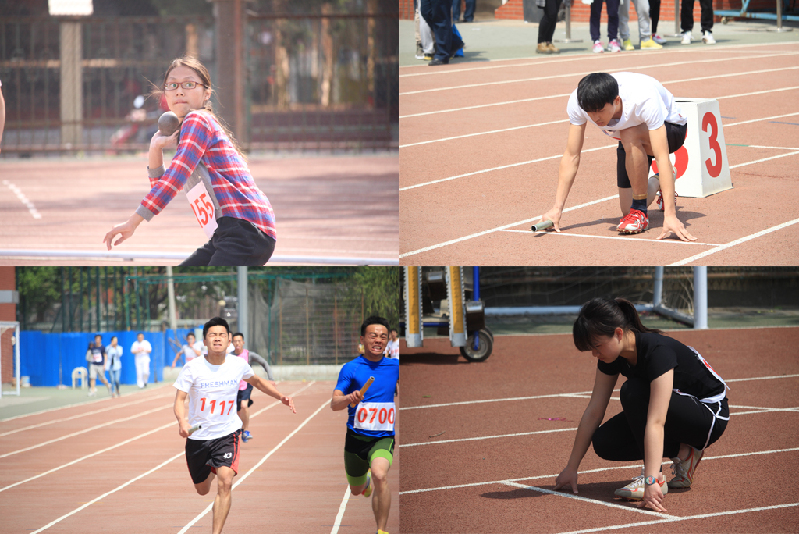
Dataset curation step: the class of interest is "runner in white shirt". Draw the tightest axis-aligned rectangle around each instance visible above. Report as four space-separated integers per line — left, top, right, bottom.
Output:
538 72 696 242
131 333 152 388
384 328 400 359
172 332 203 367
174 317 296 534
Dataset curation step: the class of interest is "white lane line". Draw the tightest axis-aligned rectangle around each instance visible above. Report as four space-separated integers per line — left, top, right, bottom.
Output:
0 384 171 423
401 373 799 411
502 481 679 519
400 391 593 411
0 394 172 438
0 422 172 494
30 451 185 533
399 446 799 495
401 427 576 448
554 502 799 534
400 59 799 95
330 486 352 534
670 216 799 266
178 394 330 534
399 85 799 120
725 111 799 127
729 150 799 169
399 194 619 258
503 229 724 246
399 118 569 148
0 404 170 459
2 180 41 219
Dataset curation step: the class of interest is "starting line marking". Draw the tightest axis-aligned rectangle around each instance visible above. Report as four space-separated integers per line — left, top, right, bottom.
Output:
502 229 725 246
502 481 679 520
553 502 799 534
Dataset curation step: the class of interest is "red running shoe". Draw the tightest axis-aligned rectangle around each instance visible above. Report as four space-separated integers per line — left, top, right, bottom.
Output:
617 208 649 234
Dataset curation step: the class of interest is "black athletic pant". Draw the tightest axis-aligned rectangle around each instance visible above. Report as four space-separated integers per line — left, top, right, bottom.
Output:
538 0 564 44
592 378 728 462
181 216 275 266
681 0 714 33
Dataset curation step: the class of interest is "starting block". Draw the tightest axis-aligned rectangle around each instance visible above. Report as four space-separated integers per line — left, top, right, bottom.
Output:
72 367 87 389
651 98 732 198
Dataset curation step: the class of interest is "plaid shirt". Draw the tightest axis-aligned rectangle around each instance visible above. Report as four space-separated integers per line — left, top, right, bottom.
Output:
138 110 276 240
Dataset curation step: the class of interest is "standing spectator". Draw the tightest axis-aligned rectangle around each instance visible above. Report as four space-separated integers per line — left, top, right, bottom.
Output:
681 0 715 44
453 0 476 22
86 334 112 397
385 329 400 359
0 78 5 153
618 0 661 50
589 0 621 53
172 332 202 367
537 0 563 54
131 332 152 388
106 336 123 398
649 0 667 44
422 0 459 66
231 333 275 443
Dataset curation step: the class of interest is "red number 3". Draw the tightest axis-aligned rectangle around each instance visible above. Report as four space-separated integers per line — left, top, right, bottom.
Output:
702 112 723 178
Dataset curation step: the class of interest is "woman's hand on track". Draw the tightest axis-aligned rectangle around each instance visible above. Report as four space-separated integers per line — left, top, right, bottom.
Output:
541 206 563 233
282 396 296 414
640 481 668 513
103 215 142 250
554 466 579 494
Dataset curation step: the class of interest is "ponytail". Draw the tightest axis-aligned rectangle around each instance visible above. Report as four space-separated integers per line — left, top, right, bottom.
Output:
573 297 660 352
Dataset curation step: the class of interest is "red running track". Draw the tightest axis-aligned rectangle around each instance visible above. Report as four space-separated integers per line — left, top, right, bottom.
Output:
399 42 799 265
399 327 799 533
0 380 399 533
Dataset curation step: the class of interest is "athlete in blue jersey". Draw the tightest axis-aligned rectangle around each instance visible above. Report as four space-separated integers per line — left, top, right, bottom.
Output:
332 315 398 534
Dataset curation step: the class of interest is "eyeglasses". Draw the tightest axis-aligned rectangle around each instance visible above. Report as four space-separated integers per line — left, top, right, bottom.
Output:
164 81 206 91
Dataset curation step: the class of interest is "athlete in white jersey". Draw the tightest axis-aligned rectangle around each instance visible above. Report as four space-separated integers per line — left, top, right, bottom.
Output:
538 72 697 242
174 317 296 534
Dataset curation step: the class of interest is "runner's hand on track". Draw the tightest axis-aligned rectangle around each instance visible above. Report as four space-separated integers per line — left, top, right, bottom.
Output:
554 466 579 494
282 396 296 414
541 207 563 233
657 215 697 242
640 481 668 513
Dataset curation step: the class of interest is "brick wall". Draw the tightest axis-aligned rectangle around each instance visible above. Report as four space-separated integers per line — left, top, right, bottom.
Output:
0 267 16 384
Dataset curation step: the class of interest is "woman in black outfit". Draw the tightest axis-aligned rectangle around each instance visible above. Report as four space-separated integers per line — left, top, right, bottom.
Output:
537 0 564 54
554 297 730 512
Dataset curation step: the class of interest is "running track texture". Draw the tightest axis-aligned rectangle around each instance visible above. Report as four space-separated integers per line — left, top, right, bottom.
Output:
0 154 398 265
399 42 799 265
0 380 399 533
399 327 799 533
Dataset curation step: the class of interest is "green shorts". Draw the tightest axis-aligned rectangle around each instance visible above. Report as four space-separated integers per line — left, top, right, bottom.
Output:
343 428 394 487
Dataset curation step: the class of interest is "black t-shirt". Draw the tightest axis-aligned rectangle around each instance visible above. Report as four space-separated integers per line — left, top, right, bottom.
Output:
597 331 726 401
88 343 106 366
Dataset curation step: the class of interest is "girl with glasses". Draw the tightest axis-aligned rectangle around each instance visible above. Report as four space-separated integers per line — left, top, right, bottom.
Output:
103 56 277 266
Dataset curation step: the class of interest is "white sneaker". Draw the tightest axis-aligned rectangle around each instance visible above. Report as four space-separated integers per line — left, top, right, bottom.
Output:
607 39 621 53
615 469 669 500
592 41 604 53
702 30 716 44
653 34 667 44
681 30 692 44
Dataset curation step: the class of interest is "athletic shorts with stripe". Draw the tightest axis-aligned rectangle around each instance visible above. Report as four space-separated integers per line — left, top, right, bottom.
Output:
185 429 242 484
343 428 395 487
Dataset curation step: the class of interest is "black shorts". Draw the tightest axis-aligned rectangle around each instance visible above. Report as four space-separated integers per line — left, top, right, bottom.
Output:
616 121 688 188
185 429 242 484
236 383 254 411
180 216 276 267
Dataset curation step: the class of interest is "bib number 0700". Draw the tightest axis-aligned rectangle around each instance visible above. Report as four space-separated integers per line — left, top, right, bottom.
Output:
356 406 395 426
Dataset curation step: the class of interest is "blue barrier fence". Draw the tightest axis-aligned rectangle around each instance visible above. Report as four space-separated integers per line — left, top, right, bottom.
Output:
20 328 199 387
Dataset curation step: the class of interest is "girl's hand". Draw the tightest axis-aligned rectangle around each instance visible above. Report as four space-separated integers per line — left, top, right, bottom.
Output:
641 480 668 513
554 466 579 494
103 215 143 250
150 129 179 151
